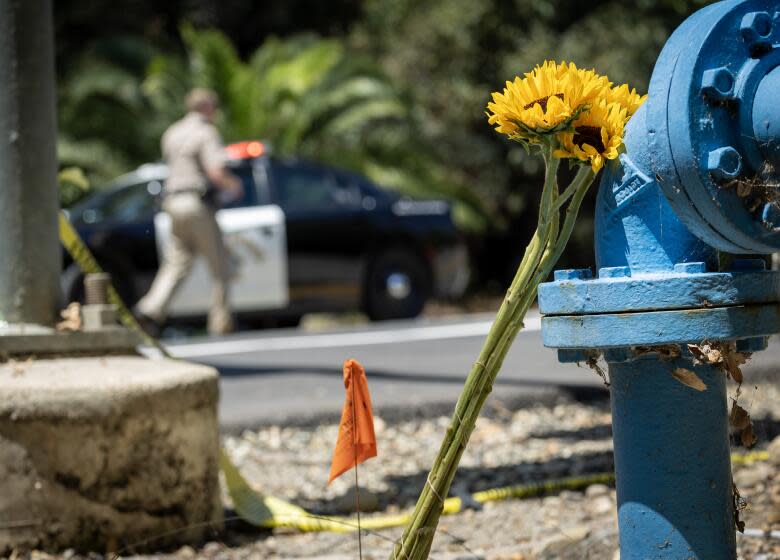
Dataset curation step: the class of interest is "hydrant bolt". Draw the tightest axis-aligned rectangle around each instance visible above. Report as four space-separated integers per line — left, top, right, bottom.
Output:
84 272 111 305
707 146 742 181
673 262 707 274
761 202 780 230
598 266 630 278
700 67 736 100
740 11 773 53
557 349 592 364
553 268 593 281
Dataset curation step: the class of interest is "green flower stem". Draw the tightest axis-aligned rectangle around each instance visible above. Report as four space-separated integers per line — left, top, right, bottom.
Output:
507 148 559 295
390 151 559 560
517 165 594 315
389 152 590 560
551 168 587 213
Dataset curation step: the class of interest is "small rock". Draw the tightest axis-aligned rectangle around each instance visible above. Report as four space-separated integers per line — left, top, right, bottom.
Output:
176 545 196 558
333 486 379 513
734 463 773 488
202 542 222 557
590 495 614 515
585 483 610 498
533 525 590 559
768 435 780 466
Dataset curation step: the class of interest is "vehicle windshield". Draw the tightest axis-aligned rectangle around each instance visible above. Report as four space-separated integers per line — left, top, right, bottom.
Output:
70 180 162 225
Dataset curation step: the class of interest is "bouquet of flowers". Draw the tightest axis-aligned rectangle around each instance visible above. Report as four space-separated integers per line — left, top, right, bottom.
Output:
390 61 645 560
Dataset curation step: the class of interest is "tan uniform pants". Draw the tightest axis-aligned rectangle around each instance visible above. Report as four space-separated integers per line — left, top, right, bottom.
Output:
136 193 234 334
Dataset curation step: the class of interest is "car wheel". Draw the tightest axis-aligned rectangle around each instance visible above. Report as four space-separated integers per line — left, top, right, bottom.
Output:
365 249 430 321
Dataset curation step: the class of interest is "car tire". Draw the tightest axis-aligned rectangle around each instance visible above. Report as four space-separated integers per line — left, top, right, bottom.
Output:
365 249 430 321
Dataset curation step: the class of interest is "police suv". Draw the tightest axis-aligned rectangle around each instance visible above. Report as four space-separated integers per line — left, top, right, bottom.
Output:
62 141 469 326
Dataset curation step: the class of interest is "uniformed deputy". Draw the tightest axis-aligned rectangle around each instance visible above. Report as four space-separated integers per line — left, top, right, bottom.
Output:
135 88 241 335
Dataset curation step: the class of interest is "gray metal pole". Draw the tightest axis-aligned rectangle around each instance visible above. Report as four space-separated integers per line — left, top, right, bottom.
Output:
0 0 60 327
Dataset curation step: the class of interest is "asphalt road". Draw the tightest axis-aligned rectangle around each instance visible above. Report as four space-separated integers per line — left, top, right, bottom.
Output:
162 313 780 431
161 313 597 430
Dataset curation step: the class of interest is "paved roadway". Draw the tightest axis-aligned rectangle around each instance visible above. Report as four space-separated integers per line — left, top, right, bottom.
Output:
161 313 780 431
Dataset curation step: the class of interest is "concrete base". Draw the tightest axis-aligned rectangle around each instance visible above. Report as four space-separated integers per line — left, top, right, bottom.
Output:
0 324 142 358
0 356 222 552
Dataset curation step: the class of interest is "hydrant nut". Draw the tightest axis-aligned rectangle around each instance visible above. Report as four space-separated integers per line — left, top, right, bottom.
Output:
598 266 630 278
701 67 735 99
707 146 742 180
554 268 593 281
741 11 773 51
557 349 591 363
762 202 780 229
673 262 707 274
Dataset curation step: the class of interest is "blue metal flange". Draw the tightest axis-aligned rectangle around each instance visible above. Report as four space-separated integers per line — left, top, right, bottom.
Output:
539 268 780 316
648 0 780 253
542 304 780 349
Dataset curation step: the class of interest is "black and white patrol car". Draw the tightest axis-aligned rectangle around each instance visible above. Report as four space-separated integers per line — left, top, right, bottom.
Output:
62 141 469 326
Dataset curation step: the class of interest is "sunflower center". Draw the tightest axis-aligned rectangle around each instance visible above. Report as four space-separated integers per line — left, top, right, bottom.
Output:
523 93 564 111
573 125 605 153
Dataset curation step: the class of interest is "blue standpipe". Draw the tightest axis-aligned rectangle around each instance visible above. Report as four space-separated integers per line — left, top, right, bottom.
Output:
537 1 780 558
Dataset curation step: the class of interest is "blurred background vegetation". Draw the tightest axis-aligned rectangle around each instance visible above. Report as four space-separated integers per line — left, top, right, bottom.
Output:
55 0 712 288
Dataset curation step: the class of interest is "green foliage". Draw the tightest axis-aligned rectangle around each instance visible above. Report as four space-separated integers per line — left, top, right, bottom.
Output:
350 0 716 267
58 166 91 208
57 35 160 184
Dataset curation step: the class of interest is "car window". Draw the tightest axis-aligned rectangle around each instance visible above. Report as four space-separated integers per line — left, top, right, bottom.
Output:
81 181 159 224
331 171 364 208
271 161 360 212
222 165 258 209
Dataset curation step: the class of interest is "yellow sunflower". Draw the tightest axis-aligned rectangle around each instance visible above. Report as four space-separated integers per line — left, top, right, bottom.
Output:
606 83 646 117
486 61 610 143
554 100 628 172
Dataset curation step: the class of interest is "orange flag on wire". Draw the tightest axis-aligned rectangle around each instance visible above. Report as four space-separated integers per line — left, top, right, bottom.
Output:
328 359 377 484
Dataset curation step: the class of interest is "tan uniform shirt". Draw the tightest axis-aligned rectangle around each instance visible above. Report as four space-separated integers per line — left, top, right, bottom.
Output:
162 112 227 194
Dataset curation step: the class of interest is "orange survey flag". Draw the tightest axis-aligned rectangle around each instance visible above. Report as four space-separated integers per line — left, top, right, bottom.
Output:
328 359 377 484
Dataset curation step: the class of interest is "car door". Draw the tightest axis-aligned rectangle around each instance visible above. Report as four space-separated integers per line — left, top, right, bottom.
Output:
268 159 368 308
155 165 289 316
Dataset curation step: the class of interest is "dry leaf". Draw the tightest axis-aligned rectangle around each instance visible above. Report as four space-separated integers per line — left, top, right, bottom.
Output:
671 368 707 391
740 423 757 448
56 302 82 332
688 341 751 385
687 342 722 364
722 343 746 384
687 344 708 363
586 354 610 387
730 402 751 429
732 482 746 532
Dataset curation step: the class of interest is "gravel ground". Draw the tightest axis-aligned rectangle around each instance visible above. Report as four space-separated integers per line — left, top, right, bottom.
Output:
210 380 780 560
9 381 780 560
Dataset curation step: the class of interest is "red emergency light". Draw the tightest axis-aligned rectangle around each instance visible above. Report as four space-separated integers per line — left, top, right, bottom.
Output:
226 141 265 160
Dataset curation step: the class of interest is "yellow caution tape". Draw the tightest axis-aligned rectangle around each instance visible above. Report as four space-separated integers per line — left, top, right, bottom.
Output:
223 449 604 533
58 211 170 357
222 448 772 534
730 450 769 466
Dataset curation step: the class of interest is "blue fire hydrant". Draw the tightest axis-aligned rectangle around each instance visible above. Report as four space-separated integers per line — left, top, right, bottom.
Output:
537 1 780 558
